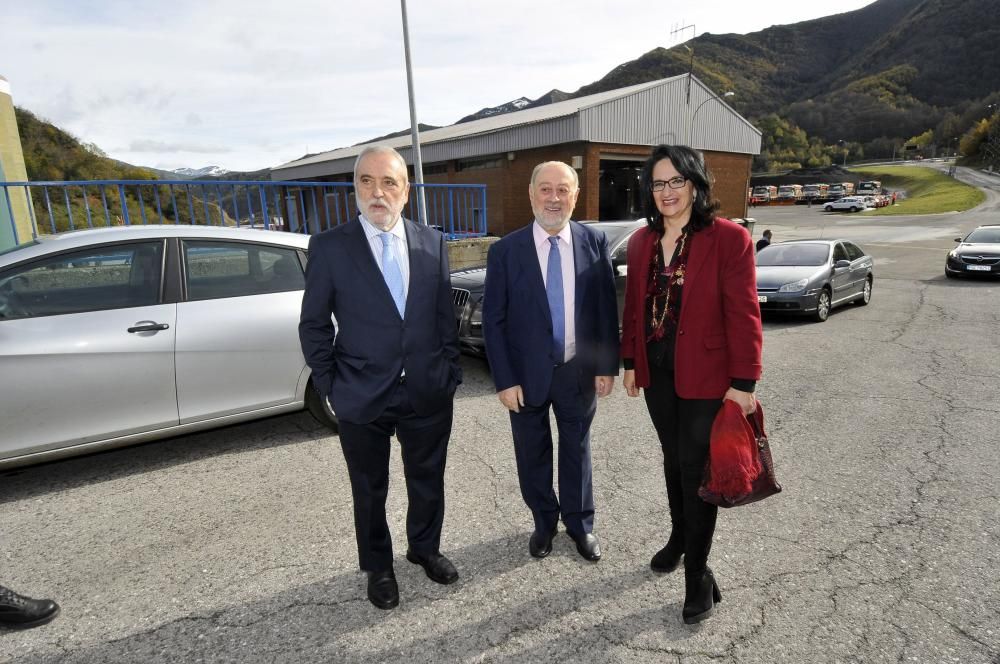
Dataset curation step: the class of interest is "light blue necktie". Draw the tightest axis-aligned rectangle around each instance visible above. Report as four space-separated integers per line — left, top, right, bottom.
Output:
546 236 565 363
379 232 405 318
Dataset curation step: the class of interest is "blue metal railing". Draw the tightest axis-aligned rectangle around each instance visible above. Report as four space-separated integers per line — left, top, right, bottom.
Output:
0 180 488 245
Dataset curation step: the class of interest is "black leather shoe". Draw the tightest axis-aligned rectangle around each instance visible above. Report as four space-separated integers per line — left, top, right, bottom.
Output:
0 585 60 628
406 550 459 585
568 532 601 562
650 541 683 574
366 570 399 610
529 527 557 558
682 567 722 624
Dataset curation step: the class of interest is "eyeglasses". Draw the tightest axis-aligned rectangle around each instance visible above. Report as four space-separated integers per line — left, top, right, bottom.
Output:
651 177 687 192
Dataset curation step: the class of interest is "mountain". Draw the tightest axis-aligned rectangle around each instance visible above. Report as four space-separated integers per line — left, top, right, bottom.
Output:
13 0 999 178
461 0 1000 167
172 165 230 178
13 107 157 182
457 90 575 124
458 96 533 123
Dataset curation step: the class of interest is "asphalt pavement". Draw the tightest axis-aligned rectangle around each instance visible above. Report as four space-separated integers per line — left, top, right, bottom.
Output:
2 166 998 663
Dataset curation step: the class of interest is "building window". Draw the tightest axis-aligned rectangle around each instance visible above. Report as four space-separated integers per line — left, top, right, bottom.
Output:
423 163 449 175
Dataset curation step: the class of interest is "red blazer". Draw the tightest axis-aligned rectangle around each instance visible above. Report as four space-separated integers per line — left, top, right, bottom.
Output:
620 218 763 398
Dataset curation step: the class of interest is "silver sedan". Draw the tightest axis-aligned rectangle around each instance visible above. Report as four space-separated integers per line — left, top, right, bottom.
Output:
756 239 874 322
0 226 337 470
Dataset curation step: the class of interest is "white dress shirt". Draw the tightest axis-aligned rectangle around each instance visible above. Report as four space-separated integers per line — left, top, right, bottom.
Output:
360 215 410 302
533 221 576 362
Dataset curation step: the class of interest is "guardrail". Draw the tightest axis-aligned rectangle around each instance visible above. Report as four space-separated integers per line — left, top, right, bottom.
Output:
1 180 488 245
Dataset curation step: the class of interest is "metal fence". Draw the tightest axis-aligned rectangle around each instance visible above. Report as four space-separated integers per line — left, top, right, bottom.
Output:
1 180 488 245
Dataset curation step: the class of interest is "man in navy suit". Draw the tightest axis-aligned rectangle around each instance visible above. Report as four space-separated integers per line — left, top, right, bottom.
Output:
299 145 462 610
483 161 620 562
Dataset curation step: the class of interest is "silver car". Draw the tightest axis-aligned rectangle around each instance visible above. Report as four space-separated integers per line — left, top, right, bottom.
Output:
0 226 337 470
756 239 874 322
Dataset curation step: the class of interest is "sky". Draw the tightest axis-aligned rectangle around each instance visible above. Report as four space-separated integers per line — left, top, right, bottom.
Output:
2 0 875 174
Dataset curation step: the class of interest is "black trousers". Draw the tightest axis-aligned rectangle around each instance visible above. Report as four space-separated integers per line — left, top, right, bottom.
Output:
509 359 597 538
642 362 723 574
338 380 454 573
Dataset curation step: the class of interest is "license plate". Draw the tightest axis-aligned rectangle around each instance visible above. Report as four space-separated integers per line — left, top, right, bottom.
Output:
967 265 991 271
758 295 768 303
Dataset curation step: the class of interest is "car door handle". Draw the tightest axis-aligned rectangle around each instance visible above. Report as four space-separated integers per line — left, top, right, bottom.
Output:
128 322 170 333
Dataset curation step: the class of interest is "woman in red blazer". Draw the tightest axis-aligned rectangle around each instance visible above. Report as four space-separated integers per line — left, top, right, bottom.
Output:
621 145 762 624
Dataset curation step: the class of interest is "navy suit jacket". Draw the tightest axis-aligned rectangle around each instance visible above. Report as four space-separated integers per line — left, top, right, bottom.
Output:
482 221 620 406
298 218 461 424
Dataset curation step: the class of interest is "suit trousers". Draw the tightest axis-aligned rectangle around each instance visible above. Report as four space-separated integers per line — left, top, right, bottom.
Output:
642 361 723 574
509 359 597 538
338 380 454 573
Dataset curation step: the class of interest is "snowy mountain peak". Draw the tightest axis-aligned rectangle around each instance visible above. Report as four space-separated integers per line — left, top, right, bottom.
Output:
172 165 230 177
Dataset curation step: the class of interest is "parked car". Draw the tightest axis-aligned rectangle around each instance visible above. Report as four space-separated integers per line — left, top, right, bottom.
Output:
0 226 338 470
756 239 874 322
450 220 645 357
824 196 870 213
945 225 1000 278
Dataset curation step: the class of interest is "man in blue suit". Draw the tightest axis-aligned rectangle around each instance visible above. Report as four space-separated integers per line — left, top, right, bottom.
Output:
483 161 620 562
299 145 462 610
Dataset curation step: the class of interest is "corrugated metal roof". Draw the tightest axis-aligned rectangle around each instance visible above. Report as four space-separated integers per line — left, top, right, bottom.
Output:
272 74 761 179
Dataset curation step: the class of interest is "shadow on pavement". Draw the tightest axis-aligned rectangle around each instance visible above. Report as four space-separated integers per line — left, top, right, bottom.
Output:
0 410 326 503
0 536 697 664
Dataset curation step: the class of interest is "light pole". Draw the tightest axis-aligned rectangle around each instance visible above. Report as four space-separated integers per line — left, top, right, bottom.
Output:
687 90 734 146
400 0 428 226
838 139 848 168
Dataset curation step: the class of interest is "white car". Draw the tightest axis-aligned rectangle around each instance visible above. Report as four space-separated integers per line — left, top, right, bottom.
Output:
824 196 871 213
0 225 338 470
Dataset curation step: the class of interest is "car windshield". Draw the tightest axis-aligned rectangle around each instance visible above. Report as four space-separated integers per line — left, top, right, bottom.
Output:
965 228 1000 243
756 243 830 266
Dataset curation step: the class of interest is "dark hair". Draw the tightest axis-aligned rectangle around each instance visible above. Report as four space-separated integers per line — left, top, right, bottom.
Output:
763 229 772 238
640 144 719 234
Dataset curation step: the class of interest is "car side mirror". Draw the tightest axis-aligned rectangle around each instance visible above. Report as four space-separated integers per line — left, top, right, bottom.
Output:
954 237 962 242
834 260 851 269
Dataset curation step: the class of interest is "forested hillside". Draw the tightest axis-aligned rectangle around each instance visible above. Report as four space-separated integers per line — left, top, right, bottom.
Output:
480 0 1000 171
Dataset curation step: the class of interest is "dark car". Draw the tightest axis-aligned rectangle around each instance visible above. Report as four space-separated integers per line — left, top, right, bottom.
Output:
756 239 874 322
945 225 1000 279
450 220 644 357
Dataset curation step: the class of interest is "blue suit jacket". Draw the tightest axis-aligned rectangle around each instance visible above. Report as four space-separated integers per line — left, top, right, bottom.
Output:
482 221 620 406
298 218 461 424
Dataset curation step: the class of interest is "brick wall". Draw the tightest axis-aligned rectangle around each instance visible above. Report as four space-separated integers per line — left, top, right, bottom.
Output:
703 151 752 220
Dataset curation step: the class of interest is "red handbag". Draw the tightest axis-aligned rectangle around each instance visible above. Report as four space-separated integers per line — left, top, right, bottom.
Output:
698 399 782 508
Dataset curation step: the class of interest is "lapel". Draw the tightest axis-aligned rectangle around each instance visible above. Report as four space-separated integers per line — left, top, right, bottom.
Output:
635 227 658 302
516 225 553 325
345 217 402 320
570 222 590 325
678 220 718 323
402 219 426 320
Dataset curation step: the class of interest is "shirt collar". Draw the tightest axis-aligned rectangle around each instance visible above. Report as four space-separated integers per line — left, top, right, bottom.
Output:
533 220 572 249
360 214 407 242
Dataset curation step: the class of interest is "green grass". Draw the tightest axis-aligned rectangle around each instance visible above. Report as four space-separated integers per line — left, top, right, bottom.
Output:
850 166 985 216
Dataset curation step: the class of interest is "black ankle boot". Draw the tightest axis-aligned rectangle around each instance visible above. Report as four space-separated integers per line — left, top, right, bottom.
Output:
650 534 684 573
682 567 721 624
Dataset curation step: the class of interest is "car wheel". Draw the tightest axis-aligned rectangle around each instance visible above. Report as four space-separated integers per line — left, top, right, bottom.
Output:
825 205 833 212
857 276 872 305
305 380 339 433
849 206 859 212
813 288 831 322
945 270 956 279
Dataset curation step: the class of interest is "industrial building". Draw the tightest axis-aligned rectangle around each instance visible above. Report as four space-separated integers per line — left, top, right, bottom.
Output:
271 74 762 236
